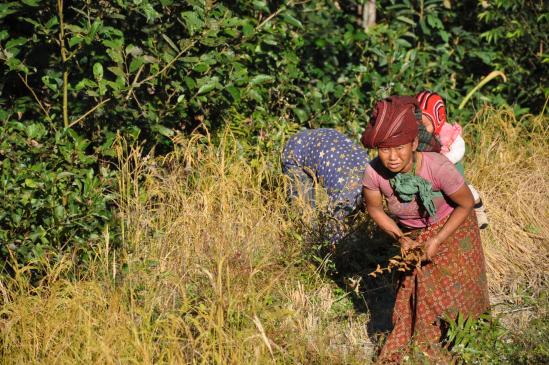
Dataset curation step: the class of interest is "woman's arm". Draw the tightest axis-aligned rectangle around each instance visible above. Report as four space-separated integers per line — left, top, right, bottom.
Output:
423 183 474 260
363 187 414 249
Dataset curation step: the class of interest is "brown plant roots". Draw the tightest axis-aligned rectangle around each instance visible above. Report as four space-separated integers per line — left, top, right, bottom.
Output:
369 246 425 278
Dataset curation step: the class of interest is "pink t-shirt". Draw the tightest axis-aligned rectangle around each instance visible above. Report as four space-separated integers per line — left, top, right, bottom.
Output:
362 152 465 228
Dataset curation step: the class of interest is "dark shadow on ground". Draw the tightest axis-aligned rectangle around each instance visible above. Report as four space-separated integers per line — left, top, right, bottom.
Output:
320 217 401 340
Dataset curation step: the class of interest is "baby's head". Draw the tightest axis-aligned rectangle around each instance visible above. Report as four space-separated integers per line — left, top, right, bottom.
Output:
415 91 447 135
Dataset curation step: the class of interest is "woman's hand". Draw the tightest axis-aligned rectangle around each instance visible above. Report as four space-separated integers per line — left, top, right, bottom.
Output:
364 187 406 242
422 237 441 262
399 236 418 254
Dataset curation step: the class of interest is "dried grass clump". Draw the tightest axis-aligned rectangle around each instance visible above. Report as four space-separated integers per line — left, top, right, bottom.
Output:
464 107 548 295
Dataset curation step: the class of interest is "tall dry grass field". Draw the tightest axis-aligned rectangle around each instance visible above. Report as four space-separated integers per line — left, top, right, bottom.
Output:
465 108 548 295
0 131 371 364
0 107 547 364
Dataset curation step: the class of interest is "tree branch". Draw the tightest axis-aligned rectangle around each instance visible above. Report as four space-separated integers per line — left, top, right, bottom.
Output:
17 73 53 122
68 98 111 128
132 40 197 90
57 0 69 128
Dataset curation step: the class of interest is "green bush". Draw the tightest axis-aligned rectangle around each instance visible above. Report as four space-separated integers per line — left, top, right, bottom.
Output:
1 1 545 147
0 115 114 270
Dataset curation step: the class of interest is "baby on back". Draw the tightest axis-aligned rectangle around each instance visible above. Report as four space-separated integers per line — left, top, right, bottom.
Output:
416 91 488 228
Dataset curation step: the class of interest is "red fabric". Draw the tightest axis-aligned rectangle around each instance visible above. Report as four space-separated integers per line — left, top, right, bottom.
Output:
377 212 490 364
416 91 447 135
361 96 419 148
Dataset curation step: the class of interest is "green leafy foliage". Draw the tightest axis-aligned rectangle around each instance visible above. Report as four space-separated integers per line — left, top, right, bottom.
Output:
444 291 549 364
0 114 115 270
476 0 548 113
1 1 544 148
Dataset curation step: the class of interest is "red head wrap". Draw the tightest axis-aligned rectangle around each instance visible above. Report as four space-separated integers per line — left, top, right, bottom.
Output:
361 96 419 149
416 91 447 135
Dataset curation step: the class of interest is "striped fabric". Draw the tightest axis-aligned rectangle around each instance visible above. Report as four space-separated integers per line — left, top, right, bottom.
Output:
361 96 419 148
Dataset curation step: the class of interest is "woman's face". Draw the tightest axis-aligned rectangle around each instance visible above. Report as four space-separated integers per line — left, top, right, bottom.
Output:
378 139 418 173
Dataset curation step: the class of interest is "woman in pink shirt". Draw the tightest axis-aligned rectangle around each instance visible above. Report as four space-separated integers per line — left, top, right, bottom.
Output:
361 96 490 363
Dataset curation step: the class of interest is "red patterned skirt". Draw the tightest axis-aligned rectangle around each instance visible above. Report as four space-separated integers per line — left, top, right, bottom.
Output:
378 211 490 363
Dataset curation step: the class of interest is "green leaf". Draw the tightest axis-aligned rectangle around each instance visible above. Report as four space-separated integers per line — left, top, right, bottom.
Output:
396 38 412 48
248 89 262 102
89 19 102 40
6 37 28 50
26 123 46 139
98 79 107 96
0 4 19 20
74 78 97 92
45 16 59 29
129 57 144 73
161 33 179 52
419 18 430 35
125 44 143 56
93 63 103 81
22 0 41 6
242 22 254 37
152 124 174 137
196 77 220 95
253 1 269 11
197 82 217 95
25 179 38 188
292 108 308 123
181 11 204 35
223 28 239 38
21 17 40 28
193 63 209 73
440 30 449 42
54 205 65 219
226 85 241 102
184 77 196 90
69 36 84 48
426 14 443 29
107 66 126 78
249 74 274 86
397 16 416 26
41 76 58 92
56 172 74 180
141 3 160 22
282 14 303 29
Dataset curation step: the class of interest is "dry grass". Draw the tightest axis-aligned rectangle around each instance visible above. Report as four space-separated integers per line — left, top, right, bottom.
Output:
464 107 549 296
0 107 547 364
0 130 371 364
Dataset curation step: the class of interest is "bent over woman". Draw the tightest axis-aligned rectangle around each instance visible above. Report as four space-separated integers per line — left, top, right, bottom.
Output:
360 96 490 363
282 128 370 244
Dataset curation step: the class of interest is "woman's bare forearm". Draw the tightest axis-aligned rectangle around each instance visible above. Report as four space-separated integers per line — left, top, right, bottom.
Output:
432 185 474 245
367 206 404 240
432 205 471 245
